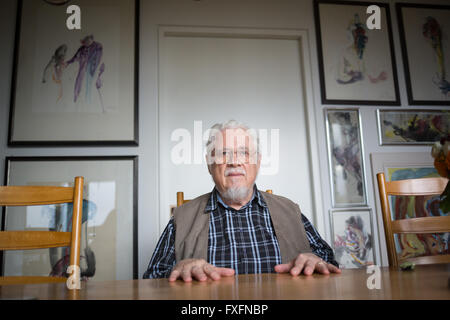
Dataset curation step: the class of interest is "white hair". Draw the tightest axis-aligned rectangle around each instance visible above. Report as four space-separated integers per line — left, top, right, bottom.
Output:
205 120 260 161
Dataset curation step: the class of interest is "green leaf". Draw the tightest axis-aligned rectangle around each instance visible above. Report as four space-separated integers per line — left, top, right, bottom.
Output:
439 181 450 213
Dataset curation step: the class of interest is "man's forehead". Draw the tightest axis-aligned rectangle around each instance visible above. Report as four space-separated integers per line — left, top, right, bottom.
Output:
220 129 254 147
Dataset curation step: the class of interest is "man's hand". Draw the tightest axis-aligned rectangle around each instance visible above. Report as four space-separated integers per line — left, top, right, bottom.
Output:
168 259 235 282
274 253 341 276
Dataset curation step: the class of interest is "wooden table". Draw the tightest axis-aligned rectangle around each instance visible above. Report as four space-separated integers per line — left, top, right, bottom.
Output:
0 264 449 300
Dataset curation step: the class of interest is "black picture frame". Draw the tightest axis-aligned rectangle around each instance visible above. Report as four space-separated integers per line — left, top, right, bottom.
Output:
1 156 139 280
314 0 400 105
396 3 450 106
8 0 139 146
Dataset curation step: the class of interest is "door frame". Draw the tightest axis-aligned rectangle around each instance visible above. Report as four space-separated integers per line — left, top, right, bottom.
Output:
157 26 326 237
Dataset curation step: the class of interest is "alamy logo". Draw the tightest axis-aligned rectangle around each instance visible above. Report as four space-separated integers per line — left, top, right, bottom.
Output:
66 265 81 290
171 121 280 175
66 5 81 30
366 5 381 30
366 265 381 290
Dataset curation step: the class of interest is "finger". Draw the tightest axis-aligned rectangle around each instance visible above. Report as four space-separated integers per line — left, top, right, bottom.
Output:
181 265 193 282
291 255 307 276
274 261 294 273
168 269 181 282
216 267 235 277
302 259 316 276
204 264 221 281
327 263 342 274
191 265 207 282
315 261 330 275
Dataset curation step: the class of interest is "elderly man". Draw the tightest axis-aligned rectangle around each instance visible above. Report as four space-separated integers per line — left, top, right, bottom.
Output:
144 120 340 281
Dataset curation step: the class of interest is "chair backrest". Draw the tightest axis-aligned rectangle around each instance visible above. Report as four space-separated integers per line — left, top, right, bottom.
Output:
0 176 84 288
177 189 273 207
376 172 449 267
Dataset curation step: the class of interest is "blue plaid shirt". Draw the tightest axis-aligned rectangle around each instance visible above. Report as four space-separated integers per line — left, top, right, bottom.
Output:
143 187 338 279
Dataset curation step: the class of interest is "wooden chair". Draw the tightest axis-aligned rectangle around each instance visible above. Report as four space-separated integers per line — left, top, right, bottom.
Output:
376 172 450 268
0 176 84 288
177 189 273 207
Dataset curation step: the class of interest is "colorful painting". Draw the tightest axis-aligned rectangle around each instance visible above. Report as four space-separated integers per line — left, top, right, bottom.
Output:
2 156 138 281
387 167 449 261
326 109 367 207
8 0 138 145
336 13 387 85
332 209 375 269
42 35 106 111
397 3 450 104
377 109 450 145
314 0 399 105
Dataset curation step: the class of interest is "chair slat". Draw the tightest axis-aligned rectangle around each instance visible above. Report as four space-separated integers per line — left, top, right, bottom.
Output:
385 177 448 196
0 231 71 250
0 186 74 206
401 254 450 266
391 216 450 234
0 276 66 285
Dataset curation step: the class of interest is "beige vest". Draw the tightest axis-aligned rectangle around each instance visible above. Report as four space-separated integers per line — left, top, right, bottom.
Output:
172 190 312 264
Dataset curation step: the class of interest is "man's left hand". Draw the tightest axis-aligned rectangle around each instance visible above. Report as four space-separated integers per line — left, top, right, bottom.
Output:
274 253 341 276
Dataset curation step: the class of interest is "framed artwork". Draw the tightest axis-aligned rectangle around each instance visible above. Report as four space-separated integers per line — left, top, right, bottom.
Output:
377 109 450 145
325 109 367 207
314 0 400 105
330 208 375 269
0 156 138 281
8 0 139 146
397 3 450 105
370 152 449 266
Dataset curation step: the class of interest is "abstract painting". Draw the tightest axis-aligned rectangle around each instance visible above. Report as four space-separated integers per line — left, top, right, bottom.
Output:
8 0 138 145
1 156 138 281
387 167 449 261
377 109 450 145
331 209 375 269
326 109 367 207
314 0 399 105
397 3 450 105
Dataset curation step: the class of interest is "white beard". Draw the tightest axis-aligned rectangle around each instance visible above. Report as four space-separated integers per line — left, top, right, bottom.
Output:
220 185 252 203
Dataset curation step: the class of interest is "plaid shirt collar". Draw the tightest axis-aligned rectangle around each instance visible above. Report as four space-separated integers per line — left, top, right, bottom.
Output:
204 184 268 212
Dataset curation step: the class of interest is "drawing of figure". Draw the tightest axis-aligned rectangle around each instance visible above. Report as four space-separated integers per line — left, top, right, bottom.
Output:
66 35 106 111
336 13 387 85
334 215 373 268
423 16 450 96
41 44 68 102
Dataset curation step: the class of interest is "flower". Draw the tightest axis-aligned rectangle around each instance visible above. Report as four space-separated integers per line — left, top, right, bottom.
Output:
431 135 450 213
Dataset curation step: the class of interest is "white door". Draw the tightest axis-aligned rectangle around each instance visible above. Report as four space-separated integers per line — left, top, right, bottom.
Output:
159 27 322 233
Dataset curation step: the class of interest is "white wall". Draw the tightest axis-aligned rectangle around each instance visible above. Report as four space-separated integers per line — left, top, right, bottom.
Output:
0 0 449 277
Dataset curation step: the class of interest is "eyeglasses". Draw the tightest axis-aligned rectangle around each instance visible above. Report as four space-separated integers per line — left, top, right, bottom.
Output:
212 148 257 164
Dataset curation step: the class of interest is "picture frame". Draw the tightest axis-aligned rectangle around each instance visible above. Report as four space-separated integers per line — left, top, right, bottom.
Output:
376 109 450 145
330 208 375 269
397 3 450 105
370 152 439 266
0 156 138 281
8 0 139 146
325 108 367 207
314 0 400 105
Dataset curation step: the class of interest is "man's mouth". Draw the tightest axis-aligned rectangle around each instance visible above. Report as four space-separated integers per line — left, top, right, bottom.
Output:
225 169 246 177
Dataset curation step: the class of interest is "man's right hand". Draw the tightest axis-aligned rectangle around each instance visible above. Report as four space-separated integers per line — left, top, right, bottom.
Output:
168 259 235 282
